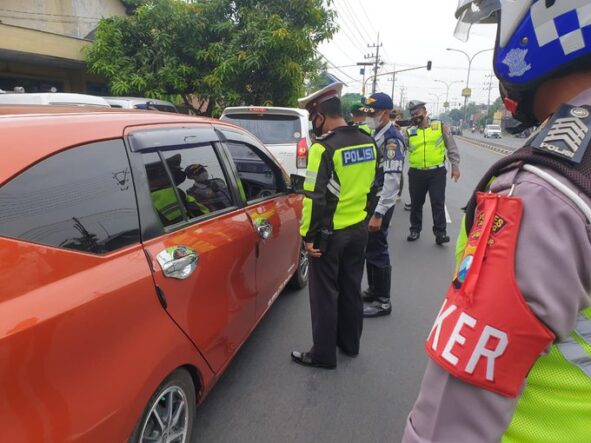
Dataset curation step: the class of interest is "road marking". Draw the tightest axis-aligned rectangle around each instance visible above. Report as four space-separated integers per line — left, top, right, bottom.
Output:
445 204 452 224
457 136 511 157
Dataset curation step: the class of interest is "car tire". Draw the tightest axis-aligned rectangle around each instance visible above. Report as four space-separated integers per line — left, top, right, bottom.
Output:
288 241 309 289
129 369 196 443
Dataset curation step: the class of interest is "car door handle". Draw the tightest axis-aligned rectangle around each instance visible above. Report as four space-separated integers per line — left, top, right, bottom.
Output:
255 218 273 240
156 246 198 280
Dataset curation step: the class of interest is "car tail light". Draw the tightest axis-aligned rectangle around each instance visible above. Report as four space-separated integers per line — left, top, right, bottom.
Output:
296 138 308 169
248 107 267 113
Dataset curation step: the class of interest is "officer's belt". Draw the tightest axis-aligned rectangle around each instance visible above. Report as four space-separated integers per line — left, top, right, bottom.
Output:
411 163 445 171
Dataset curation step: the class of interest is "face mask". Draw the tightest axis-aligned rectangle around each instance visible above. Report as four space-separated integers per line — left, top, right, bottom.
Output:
411 114 425 126
312 114 325 137
365 115 381 130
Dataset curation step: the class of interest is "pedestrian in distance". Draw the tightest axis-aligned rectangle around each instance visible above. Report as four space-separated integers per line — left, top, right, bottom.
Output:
405 100 461 245
291 83 377 369
360 93 406 318
403 1 591 442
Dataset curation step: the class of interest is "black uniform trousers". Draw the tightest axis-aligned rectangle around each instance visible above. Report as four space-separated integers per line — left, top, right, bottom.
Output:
309 221 368 365
408 166 447 236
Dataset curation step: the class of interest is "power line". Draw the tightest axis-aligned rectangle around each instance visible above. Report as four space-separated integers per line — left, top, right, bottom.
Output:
317 52 359 83
334 0 370 46
340 0 374 44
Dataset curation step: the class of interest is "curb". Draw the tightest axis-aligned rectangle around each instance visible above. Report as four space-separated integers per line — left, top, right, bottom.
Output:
457 136 513 157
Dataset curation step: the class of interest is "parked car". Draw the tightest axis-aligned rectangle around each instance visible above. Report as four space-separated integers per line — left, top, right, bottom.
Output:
220 106 312 177
0 105 308 443
104 96 179 113
484 124 502 138
0 92 110 107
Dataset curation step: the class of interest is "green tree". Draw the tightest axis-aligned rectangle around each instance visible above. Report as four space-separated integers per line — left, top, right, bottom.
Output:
85 0 336 114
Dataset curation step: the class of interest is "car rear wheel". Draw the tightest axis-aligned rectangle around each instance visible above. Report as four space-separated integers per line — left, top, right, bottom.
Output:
289 241 309 289
130 369 195 443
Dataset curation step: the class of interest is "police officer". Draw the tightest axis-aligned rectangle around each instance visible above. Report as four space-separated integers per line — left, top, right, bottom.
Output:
360 93 406 318
348 102 372 135
406 100 461 245
403 2 591 442
291 83 377 369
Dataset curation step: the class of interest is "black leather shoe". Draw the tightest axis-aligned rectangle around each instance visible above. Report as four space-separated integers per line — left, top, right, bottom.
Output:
436 234 450 245
363 300 392 317
291 351 336 369
338 347 359 358
407 231 420 241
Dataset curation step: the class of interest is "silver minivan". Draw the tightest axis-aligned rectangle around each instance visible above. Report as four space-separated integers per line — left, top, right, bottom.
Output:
221 106 311 177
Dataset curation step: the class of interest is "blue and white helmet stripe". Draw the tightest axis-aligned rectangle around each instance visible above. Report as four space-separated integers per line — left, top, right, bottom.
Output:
495 0 591 89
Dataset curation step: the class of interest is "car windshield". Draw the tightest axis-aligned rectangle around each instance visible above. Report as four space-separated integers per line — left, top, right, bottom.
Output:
223 113 301 145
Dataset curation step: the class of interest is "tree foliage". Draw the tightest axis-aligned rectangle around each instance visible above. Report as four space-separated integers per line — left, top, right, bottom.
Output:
85 0 337 113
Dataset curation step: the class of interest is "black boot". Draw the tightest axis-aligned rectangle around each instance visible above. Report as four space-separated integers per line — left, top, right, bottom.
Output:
363 266 392 318
362 262 377 302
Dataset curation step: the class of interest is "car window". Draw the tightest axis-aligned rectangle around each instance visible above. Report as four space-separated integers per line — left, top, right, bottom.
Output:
223 114 301 144
0 140 140 254
142 144 234 227
226 142 282 202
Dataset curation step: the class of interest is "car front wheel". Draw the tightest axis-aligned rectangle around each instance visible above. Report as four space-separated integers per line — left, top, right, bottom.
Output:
289 241 309 289
130 369 196 443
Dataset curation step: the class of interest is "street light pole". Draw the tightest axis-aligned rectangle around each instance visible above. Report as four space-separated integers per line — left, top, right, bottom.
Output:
429 93 445 117
434 79 463 112
446 47 493 127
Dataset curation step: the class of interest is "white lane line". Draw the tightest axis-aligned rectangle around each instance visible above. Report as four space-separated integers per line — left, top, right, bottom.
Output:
457 137 510 157
445 204 452 224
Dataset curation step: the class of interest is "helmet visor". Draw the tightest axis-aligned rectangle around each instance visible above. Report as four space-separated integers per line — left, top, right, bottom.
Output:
454 0 500 42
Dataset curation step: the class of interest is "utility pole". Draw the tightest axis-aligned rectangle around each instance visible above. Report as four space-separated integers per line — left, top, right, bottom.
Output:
356 61 373 97
367 33 383 95
390 64 396 101
484 72 494 125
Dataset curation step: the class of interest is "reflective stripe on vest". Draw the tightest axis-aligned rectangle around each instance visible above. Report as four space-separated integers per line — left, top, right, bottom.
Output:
558 312 591 378
407 121 445 169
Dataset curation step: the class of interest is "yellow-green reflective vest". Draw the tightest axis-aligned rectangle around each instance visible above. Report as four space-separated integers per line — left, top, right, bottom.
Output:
455 218 591 443
407 121 446 169
301 141 376 236
151 188 184 222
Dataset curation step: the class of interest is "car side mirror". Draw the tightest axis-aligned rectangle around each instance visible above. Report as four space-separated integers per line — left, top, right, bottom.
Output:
290 174 305 194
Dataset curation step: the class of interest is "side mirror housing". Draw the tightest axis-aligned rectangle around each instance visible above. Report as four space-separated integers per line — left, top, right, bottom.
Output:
290 174 305 194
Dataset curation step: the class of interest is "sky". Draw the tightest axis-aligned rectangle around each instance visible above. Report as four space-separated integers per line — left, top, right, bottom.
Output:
318 0 500 114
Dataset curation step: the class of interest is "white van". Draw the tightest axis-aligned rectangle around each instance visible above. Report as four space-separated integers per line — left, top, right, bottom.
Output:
221 106 311 177
484 124 502 138
0 93 111 107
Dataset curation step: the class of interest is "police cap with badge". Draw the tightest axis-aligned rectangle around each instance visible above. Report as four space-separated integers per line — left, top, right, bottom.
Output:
361 92 394 113
298 82 344 120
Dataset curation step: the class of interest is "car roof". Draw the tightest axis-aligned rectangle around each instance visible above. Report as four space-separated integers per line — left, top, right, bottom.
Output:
222 106 308 118
0 106 233 185
103 97 176 106
0 93 111 107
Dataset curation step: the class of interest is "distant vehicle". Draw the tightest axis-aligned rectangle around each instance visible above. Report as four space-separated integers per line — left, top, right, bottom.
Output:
450 125 463 136
103 96 179 113
0 92 110 107
484 124 502 139
220 106 312 177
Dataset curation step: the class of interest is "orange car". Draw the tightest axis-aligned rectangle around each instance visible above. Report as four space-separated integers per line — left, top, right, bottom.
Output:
0 106 308 443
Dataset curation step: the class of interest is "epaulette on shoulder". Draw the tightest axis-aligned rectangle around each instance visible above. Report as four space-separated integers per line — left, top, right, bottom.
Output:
315 131 336 141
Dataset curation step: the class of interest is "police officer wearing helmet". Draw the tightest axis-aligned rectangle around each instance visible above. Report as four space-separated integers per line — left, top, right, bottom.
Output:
291 83 377 369
360 92 406 318
403 2 591 442
406 100 461 245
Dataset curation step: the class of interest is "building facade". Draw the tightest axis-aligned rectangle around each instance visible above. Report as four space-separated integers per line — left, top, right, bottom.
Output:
0 1 128 94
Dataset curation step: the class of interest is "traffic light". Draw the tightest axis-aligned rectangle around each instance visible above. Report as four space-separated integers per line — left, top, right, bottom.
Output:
427 61 432 71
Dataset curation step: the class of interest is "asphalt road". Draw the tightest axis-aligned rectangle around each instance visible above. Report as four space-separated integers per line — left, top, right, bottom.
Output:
463 132 525 150
192 139 507 443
